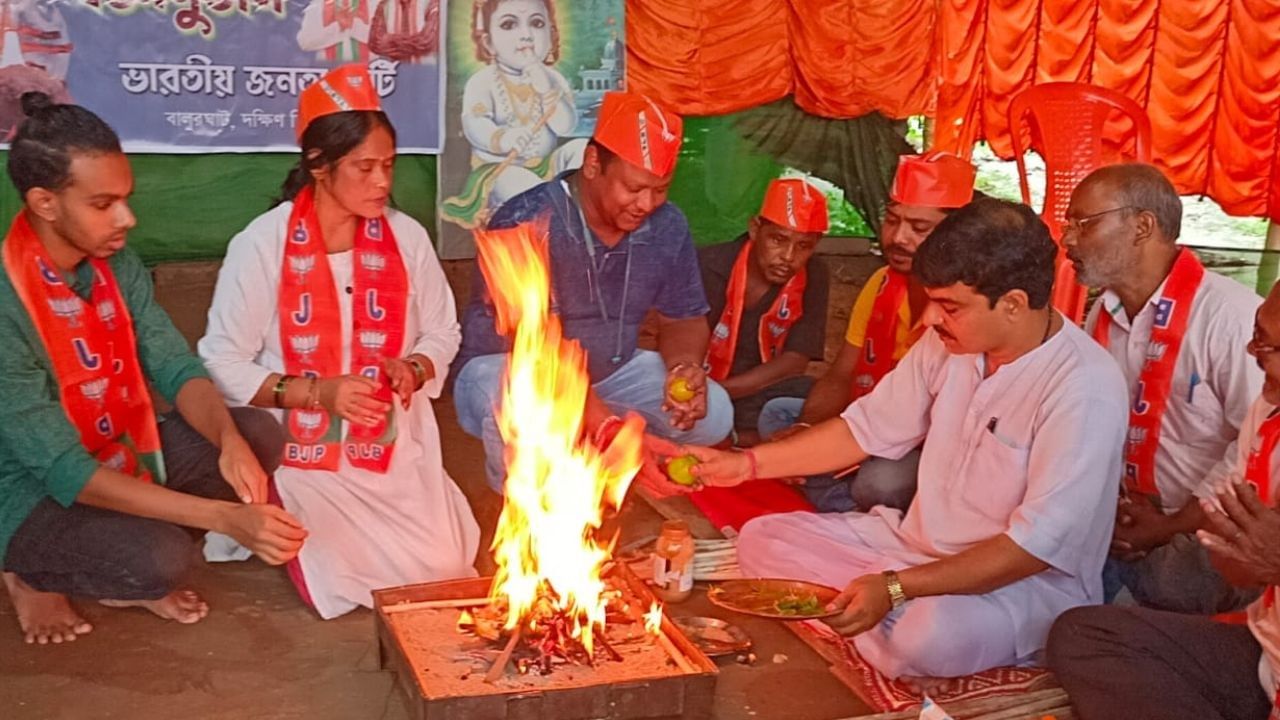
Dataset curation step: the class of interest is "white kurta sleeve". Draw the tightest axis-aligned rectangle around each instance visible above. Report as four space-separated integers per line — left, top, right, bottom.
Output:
1005 374 1128 575
404 222 460 399
841 330 944 460
198 224 280 407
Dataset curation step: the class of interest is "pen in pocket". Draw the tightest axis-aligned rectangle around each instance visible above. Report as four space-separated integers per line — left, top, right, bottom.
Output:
1187 372 1201 403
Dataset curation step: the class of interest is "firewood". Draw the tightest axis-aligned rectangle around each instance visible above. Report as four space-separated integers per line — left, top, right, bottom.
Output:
484 624 524 683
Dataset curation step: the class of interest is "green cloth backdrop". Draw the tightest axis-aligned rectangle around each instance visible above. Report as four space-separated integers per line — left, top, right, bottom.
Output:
0 113 870 265
0 154 439 265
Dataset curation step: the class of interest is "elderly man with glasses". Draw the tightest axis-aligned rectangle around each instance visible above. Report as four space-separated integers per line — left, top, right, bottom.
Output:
1063 162 1263 614
1046 281 1280 720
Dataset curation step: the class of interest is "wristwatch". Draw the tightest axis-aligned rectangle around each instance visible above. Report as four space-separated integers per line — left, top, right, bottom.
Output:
882 570 908 609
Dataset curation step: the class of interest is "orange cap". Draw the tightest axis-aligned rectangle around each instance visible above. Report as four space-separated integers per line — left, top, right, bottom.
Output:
296 63 382 140
759 178 828 233
592 91 683 177
889 152 976 208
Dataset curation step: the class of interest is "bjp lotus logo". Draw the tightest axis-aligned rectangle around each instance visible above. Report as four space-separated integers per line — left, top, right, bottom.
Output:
359 330 387 352
102 449 128 471
1126 426 1148 447
290 334 320 358
48 297 82 325
96 300 117 326
79 378 109 404
289 254 316 279
290 409 330 443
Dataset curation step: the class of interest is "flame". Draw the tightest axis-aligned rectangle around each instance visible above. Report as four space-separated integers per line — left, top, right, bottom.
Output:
475 223 645 657
457 608 474 631
644 602 663 637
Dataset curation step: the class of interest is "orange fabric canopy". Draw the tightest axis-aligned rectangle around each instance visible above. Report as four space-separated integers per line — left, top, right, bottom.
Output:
625 0 1280 221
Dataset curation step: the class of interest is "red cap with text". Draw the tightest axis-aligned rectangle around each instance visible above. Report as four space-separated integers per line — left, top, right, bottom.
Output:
296 63 382 141
889 152 976 208
592 91 683 178
759 177 829 233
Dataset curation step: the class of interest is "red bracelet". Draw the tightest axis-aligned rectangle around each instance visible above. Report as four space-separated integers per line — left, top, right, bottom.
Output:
593 416 624 448
743 449 758 482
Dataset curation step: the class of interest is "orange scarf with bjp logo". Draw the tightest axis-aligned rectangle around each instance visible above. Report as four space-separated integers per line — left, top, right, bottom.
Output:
706 240 806 382
278 185 408 474
850 269 909 400
2 211 164 483
1092 248 1205 499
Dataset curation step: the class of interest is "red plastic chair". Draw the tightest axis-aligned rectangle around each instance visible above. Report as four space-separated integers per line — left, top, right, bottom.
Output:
1008 82 1152 322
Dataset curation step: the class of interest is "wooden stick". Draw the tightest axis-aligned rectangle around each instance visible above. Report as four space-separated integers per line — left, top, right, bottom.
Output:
484 624 524 683
653 628 697 674
382 597 492 614
596 632 623 663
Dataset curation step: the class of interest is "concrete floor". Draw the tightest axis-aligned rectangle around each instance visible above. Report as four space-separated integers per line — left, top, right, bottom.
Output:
0 253 881 720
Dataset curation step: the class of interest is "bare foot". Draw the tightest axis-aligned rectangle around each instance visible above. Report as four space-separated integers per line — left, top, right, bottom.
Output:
3 572 93 645
100 588 209 624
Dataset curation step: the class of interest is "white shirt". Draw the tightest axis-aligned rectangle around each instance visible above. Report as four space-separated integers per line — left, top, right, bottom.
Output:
1239 397 1280 698
1085 269 1262 510
198 203 479 619
842 319 1128 659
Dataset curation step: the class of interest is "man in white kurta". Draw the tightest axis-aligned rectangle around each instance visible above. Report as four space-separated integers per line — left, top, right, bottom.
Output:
690 198 1129 680
198 205 480 619
1065 163 1262 614
738 323 1127 678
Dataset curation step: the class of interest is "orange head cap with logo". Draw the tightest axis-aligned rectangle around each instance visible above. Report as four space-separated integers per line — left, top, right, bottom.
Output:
889 152 976 209
759 177 829 234
591 91 683 178
296 64 383 141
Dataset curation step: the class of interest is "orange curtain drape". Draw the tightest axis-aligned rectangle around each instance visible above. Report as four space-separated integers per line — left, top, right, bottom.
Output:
625 0 933 119
932 0 1280 221
625 0 792 116
626 0 1280 222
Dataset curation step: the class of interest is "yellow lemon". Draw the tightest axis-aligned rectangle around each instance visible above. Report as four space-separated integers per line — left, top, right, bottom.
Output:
666 454 700 486
668 377 696 402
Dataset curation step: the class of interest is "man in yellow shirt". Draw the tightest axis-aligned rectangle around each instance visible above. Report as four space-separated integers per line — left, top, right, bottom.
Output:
757 152 976 511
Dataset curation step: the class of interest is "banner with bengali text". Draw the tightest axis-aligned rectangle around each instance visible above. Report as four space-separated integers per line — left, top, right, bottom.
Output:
0 0 444 153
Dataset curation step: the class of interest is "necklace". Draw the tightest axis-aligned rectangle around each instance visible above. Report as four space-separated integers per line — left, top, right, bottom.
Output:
1040 311 1055 346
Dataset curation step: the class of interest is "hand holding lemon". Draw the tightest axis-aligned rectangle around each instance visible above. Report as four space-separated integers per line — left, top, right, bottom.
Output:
664 454 701 487
663 362 707 432
667 377 696 403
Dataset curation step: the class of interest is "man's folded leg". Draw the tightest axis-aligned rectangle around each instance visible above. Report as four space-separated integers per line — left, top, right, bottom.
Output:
594 350 733 446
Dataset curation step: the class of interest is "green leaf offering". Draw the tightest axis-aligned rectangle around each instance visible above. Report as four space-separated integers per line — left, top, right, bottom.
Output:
773 593 822 616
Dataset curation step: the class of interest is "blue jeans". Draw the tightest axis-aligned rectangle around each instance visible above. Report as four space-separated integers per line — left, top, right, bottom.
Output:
756 397 920 513
758 396 804 440
454 350 734 492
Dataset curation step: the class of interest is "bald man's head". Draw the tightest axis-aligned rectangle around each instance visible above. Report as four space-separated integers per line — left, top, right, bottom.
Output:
1076 163 1182 242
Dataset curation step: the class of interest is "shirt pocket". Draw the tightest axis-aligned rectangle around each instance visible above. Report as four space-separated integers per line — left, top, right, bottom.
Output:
1180 373 1222 425
959 430 1032 522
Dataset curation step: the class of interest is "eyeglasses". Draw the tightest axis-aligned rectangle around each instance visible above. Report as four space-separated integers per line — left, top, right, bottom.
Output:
1063 206 1137 234
1248 332 1280 357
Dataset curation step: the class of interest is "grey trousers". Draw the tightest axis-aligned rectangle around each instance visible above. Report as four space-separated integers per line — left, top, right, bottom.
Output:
1106 532 1261 614
3 407 283 600
800 448 922 513
1047 605 1270 720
